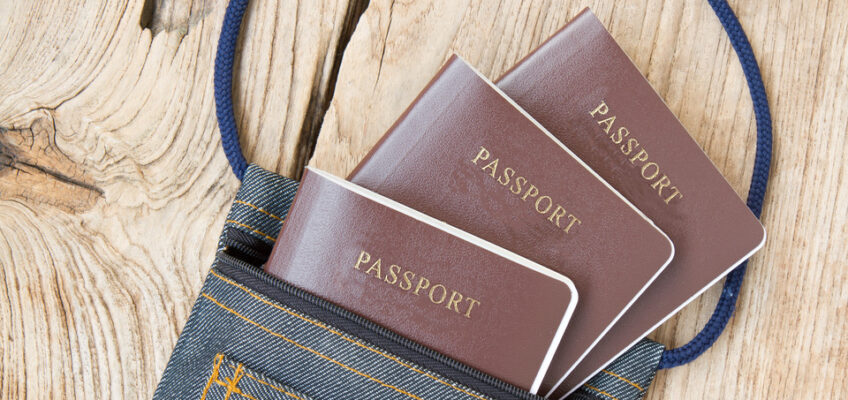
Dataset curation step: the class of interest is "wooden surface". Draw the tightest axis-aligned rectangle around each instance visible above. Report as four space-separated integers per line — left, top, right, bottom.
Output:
0 0 845 398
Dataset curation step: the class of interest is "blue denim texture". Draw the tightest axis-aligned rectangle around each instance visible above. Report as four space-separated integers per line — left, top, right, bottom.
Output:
568 339 663 400
219 165 299 249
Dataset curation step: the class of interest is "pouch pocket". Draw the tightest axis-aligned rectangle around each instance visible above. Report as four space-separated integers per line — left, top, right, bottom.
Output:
155 250 542 400
155 252 541 399
154 165 541 399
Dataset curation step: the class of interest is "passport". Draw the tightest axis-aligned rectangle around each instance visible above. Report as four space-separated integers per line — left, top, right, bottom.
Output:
348 56 674 386
264 167 579 393
496 9 766 396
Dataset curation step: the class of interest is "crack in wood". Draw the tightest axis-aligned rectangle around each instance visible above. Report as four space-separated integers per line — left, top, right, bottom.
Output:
373 0 395 90
140 0 212 37
291 0 370 179
0 120 103 212
2 158 104 197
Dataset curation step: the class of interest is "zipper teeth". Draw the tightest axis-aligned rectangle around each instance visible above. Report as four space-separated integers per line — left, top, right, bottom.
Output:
216 251 538 400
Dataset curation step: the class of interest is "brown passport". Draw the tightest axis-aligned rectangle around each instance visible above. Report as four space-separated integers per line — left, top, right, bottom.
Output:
496 9 766 397
348 56 675 387
264 167 578 393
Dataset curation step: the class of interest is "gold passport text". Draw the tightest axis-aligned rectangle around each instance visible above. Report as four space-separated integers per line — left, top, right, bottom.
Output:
589 100 683 205
472 146 582 234
354 250 481 318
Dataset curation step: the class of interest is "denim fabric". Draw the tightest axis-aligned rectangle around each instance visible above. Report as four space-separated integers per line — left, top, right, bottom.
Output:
219 164 299 249
155 164 663 399
567 339 664 400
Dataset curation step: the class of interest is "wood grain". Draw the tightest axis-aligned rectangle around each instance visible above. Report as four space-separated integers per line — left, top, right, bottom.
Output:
312 1 848 399
0 0 845 398
0 0 363 397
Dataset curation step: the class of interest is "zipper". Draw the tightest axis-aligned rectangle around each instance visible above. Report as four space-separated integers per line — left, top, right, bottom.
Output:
214 250 542 400
222 227 272 265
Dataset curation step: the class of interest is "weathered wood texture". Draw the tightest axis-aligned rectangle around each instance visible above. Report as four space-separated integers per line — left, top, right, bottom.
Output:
0 0 845 398
0 0 363 397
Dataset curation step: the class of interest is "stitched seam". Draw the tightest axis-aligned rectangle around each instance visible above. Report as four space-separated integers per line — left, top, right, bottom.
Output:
584 384 620 400
243 372 306 400
601 369 643 391
225 220 275 241
209 270 489 400
235 200 285 222
224 363 245 400
201 354 226 400
214 378 258 400
201 293 426 400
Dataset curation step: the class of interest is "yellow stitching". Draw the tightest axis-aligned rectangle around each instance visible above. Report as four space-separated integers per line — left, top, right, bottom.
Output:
209 270 489 400
584 384 620 400
601 369 643 391
214 378 259 400
225 220 275 241
235 200 285 222
200 354 226 400
243 372 305 400
201 293 425 400
223 363 245 400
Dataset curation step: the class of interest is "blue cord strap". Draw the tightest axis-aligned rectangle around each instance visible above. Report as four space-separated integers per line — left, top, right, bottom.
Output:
214 0 249 181
212 0 771 373
657 0 772 369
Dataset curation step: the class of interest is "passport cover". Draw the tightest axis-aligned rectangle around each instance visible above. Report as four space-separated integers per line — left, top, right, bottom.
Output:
264 167 579 393
348 56 674 388
496 9 766 396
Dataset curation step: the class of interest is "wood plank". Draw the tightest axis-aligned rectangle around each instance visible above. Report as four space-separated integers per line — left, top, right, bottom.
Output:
0 0 362 397
311 0 848 398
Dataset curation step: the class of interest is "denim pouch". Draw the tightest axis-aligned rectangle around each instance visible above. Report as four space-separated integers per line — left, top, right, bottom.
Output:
153 165 549 400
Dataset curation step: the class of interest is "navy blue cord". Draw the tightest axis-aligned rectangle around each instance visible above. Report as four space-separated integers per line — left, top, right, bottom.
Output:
658 0 772 369
212 0 772 367
214 0 249 181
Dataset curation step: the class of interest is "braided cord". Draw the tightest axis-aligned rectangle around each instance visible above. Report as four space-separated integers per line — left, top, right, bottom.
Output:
214 0 249 180
658 0 772 368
